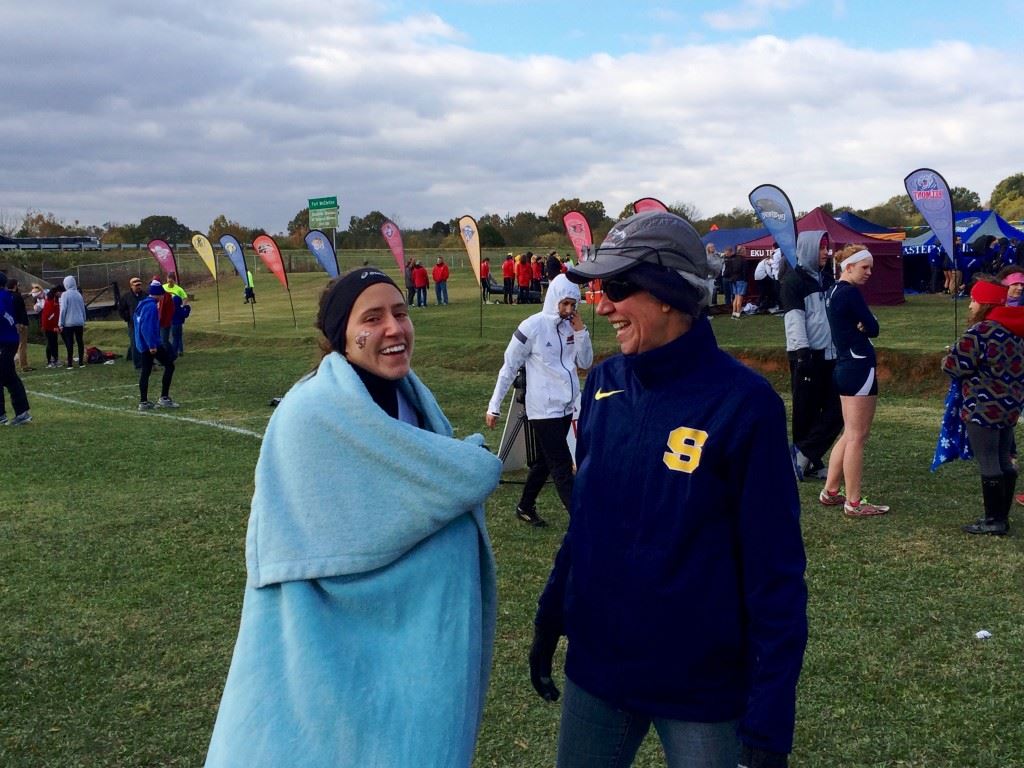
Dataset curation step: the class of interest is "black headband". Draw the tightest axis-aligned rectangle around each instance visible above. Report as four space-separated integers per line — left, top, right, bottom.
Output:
319 268 400 352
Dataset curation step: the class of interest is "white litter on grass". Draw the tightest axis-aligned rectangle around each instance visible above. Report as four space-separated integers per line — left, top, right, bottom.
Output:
27 390 264 440
975 630 992 640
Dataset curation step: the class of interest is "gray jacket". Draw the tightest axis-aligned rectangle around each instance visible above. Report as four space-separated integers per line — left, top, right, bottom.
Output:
780 231 834 360
58 276 87 328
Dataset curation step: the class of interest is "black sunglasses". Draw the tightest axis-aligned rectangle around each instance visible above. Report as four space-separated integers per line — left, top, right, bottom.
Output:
602 278 641 302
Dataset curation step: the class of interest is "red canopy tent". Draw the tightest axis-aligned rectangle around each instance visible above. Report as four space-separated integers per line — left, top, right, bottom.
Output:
740 208 904 306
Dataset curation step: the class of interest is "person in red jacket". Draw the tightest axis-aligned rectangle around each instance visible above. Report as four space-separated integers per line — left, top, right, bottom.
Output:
517 253 534 304
502 253 515 304
531 253 543 295
432 256 450 306
412 260 429 307
480 257 492 302
155 277 176 351
40 287 62 368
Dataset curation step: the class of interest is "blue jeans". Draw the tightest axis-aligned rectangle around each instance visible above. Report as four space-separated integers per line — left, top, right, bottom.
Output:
435 281 448 305
415 287 427 307
556 678 739 768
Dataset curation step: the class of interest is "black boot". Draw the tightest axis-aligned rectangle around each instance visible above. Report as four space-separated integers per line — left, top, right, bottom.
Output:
1002 470 1017 532
963 475 1009 535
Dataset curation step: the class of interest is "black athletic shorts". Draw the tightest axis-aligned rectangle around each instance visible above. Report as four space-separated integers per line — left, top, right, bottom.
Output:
834 360 878 397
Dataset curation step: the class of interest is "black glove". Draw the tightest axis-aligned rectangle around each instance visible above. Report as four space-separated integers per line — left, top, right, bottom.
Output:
528 623 561 702
738 744 788 768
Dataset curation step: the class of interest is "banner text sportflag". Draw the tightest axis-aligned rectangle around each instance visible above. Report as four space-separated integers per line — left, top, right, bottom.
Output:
904 168 955 263
219 235 251 287
192 234 217 281
147 239 177 276
632 197 669 214
380 220 406 274
748 184 799 268
562 211 592 263
458 215 482 282
253 235 289 290
304 230 339 278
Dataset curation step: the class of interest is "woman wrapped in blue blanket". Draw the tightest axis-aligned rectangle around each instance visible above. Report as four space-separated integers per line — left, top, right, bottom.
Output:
205 267 503 767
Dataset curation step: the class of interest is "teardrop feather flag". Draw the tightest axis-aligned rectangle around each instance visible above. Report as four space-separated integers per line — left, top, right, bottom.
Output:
458 215 482 283
219 234 251 287
147 239 177 276
562 211 592 263
304 229 339 278
192 234 217 281
748 184 799 268
380 220 406 274
253 235 289 290
632 197 669 214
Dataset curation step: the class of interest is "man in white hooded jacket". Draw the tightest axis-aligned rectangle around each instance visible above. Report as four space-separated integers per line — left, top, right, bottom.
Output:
486 274 593 526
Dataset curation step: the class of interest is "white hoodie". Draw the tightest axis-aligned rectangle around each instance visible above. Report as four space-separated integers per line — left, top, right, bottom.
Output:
488 274 593 420
58 275 87 328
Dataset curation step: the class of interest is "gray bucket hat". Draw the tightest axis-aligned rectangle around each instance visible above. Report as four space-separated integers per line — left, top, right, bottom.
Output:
566 210 710 300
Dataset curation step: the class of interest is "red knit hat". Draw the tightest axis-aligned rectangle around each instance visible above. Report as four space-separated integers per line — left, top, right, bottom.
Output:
970 280 1008 305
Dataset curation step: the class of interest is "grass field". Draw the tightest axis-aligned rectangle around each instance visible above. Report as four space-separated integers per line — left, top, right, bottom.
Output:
2 268 1022 767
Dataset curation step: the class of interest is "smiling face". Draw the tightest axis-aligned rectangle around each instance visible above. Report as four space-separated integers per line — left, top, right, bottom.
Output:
343 283 414 380
596 287 691 355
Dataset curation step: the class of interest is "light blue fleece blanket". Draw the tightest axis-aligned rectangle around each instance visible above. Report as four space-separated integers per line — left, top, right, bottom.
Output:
205 353 502 768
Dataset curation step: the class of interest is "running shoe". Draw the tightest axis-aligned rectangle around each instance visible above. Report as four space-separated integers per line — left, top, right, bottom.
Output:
819 488 846 506
156 396 180 409
1015 492 1024 506
516 505 548 528
0 413 7 425
9 411 32 426
843 498 889 517
138 401 156 411
790 444 809 481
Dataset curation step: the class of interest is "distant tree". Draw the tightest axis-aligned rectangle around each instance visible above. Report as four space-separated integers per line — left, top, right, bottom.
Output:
697 207 759 234
430 220 451 237
15 209 78 237
479 223 505 247
0 209 22 236
989 173 1024 218
666 201 702 222
287 208 310 244
857 195 922 229
547 198 607 230
208 214 264 244
501 211 546 246
950 186 982 213
135 215 192 244
345 211 390 249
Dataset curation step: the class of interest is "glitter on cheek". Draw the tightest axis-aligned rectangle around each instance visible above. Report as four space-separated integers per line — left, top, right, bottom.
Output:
355 331 371 349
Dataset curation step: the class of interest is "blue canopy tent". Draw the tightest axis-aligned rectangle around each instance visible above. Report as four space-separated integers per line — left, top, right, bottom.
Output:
902 210 1024 251
701 227 767 252
835 211 895 235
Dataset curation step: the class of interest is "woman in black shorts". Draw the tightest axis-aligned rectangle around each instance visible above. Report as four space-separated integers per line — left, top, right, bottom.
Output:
821 245 889 517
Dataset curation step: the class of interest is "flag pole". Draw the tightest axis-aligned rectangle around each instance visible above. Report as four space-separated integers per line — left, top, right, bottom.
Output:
215 251 221 323
288 288 297 328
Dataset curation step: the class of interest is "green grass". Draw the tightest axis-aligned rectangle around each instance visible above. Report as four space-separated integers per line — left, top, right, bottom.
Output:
2 272 1022 767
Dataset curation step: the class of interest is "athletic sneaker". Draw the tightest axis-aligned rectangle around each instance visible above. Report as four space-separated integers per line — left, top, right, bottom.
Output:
790 444 810 481
9 411 32 426
156 396 180 409
819 488 846 506
516 505 548 528
1015 492 1024 506
138 401 156 411
843 498 889 517
0 413 7 425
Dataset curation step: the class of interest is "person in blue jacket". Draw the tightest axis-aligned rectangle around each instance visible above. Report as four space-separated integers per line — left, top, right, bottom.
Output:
134 281 179 411
528 211 808 768
0 271 32 425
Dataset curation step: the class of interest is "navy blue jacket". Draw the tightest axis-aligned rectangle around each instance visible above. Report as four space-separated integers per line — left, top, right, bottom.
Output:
536 318 807 754
826 281 879 365
0 290 19 343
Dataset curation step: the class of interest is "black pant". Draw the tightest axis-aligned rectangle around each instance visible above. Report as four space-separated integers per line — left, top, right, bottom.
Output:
140 345 175 402
61 325 84 365
45 331 59 364
966 422 1014 477
789 354 843 465
0 341 29 416
520 415 575 513
503 278 514 304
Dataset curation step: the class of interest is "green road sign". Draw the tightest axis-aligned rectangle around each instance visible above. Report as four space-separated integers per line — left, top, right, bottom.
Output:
308 196 339 229
308 195 338 210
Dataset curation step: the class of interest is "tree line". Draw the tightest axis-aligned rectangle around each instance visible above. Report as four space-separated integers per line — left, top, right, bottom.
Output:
4 173 1023 249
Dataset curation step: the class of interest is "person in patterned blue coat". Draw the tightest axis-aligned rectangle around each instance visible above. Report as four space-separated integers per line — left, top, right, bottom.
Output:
943 275 1024 535
528 211 807 768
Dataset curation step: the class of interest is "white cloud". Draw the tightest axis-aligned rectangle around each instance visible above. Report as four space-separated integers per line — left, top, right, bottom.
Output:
1 1 1022 234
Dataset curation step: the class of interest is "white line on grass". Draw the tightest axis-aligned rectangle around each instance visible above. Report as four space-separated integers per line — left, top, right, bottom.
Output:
28 391 265 440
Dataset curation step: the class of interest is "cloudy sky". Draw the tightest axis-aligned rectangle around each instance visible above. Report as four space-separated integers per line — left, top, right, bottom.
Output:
3 0 1024 234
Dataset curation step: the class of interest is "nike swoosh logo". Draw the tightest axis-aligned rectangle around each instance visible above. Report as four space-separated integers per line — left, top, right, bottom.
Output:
595 389 625 400
850 351 867 359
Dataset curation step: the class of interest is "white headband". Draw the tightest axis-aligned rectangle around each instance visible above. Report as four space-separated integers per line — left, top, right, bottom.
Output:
841 249 873 271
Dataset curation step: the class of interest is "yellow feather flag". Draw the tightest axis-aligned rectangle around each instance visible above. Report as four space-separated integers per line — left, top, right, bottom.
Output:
192 233 217 281
458 215 482 283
